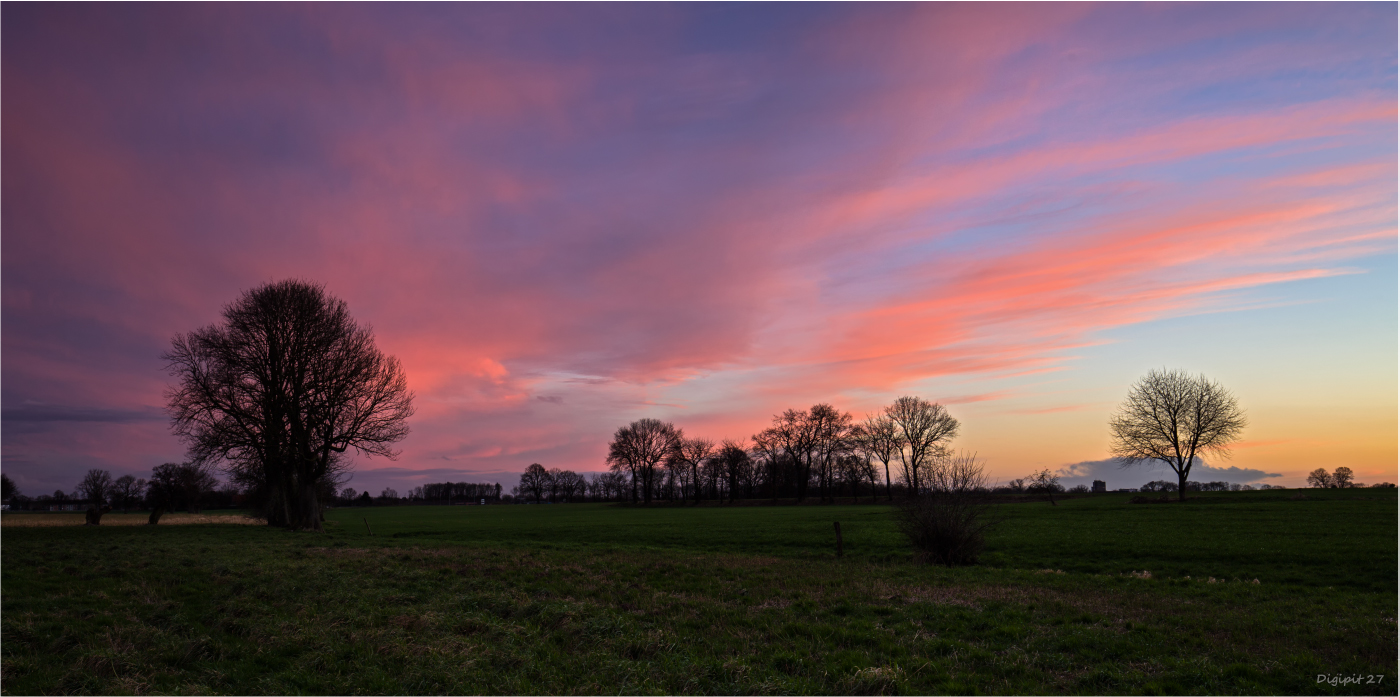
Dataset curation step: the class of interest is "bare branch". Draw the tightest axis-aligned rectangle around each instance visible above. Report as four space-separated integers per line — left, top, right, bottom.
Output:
164 280 414 530
1109 369 1246 501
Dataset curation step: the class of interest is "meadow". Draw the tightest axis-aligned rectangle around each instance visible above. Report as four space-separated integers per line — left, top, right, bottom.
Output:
2 488 1394 695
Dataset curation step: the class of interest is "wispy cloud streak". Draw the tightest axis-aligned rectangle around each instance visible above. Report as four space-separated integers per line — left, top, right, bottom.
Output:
2 4 1393 492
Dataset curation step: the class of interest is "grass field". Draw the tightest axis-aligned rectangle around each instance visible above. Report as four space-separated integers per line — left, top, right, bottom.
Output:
2 488 1395 694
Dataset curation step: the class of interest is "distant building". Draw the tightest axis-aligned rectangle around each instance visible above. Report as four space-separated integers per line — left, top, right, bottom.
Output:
1116 488 1137 493
1091 480 1106 493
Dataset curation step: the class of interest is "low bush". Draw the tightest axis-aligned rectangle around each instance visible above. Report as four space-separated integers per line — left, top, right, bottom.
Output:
895 492 997 565
895 451 998 566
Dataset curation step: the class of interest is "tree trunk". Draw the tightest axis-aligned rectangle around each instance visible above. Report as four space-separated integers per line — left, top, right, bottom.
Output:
1177 468 1189 502
797 458 810 502
266 487 291 528
287 480 323 531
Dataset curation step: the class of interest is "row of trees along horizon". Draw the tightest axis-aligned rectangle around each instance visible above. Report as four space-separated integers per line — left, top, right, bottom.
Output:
13 280 1389 532
11 460 1386 517
1 464 219 518
0 468 506 517
4 458 1383 518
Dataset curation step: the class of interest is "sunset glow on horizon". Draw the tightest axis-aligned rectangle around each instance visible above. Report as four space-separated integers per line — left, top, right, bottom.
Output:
3 3 1395 496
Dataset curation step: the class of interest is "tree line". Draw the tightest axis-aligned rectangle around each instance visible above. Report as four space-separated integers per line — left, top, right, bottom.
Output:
606 397 962 505
504 396 965 505
1306 467 1392 489
333 481 503 506
1138 480 1284 493
1 464 227 521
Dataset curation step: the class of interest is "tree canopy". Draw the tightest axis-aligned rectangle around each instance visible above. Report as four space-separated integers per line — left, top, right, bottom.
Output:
165 280 414 530
607 418 682 504
1109 369 1246 502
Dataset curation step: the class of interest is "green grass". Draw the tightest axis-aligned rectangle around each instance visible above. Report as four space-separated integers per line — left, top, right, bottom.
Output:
2 488 1395 694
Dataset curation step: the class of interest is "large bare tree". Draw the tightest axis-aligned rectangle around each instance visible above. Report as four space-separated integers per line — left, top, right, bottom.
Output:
606 418 682 504
714 439 751 503
758 408 817 501
886 396 960 496
165 280 414 530
111 475 147 512
1109 369 1247 502
518 463 552 503
749 430 785 503
1331 466 1354 489
669 436 715 504
855 413 903 501
1305 468 1332 489
76 469 113 507
808 404 854 503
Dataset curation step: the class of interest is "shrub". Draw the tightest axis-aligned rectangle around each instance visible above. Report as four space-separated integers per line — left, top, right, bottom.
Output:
895 452 997 566
896 493 997 565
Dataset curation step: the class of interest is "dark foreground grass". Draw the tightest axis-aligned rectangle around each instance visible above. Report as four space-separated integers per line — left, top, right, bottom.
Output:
2 489 1394 695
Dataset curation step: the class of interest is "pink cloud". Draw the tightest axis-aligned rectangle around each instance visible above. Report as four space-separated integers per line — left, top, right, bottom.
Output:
3 5 1393 492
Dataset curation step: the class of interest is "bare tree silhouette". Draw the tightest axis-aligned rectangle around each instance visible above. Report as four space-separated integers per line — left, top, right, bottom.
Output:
886 396 960 496
758 409 817 501
670 437 715 504
715 439 751 503
1306 468 1333 488
165 280 414 530
750 430 785 504
77 469 113 524
1331 466 1354 488
111 475 146 512
808 404 854 503
855 413 903 501
76 469 112 508
607 418 682 504
1110 369 1246 502
1026 468 1062 506
518 463 552 503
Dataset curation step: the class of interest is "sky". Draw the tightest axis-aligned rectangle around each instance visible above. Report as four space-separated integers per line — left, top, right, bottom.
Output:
3 3 1396 498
